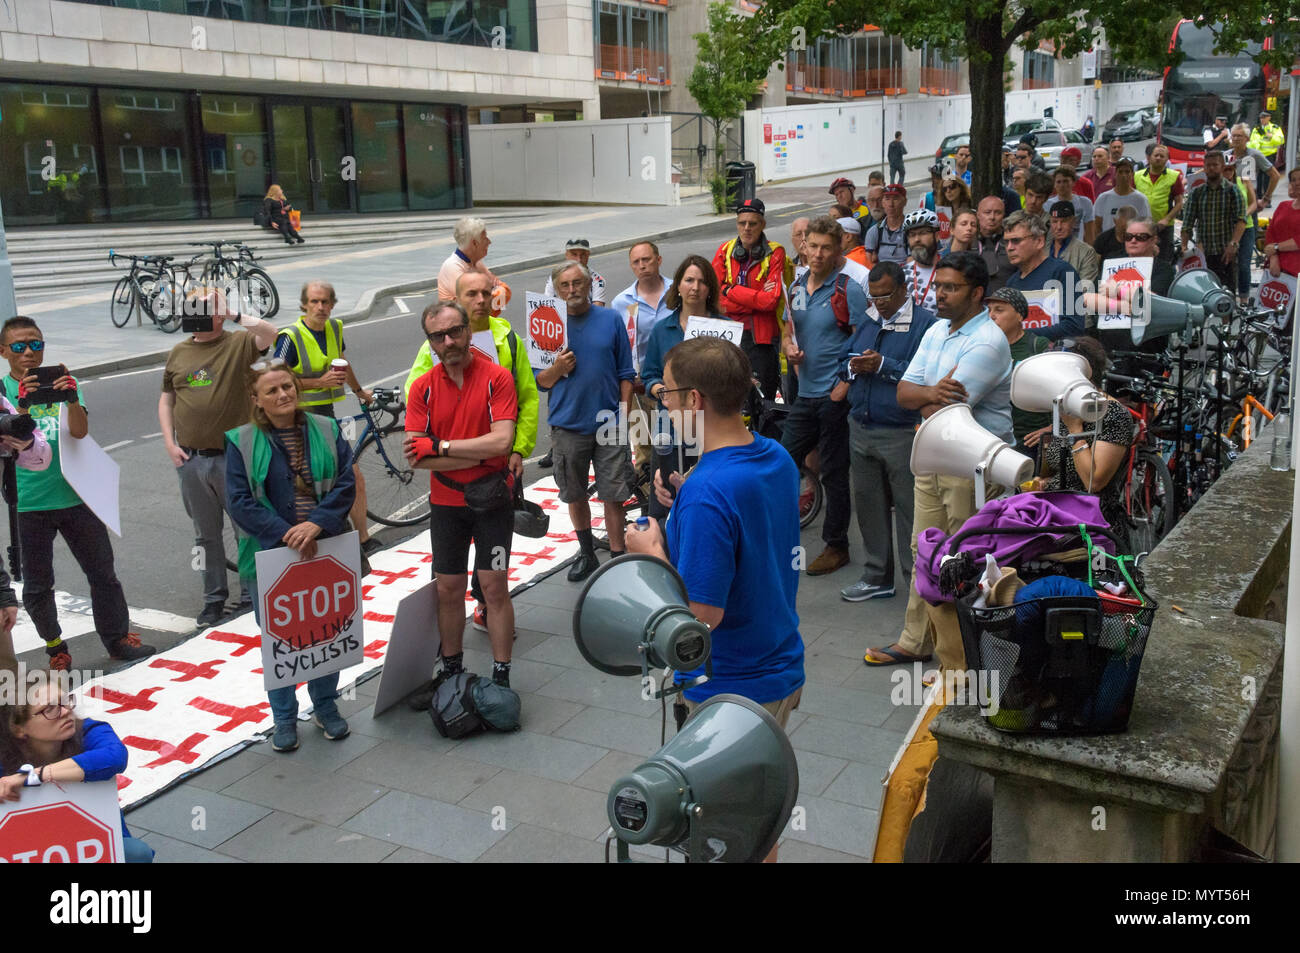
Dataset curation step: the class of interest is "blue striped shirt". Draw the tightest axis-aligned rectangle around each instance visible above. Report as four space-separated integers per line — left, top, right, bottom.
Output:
901 308 1014 444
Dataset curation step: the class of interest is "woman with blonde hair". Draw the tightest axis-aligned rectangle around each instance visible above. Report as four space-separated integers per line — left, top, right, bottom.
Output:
225 360 356 752
264 183 304 245
940 176 973 214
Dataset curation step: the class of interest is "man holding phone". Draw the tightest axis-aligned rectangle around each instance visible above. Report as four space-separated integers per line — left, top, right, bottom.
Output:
159 288 278 627
1 318 155 668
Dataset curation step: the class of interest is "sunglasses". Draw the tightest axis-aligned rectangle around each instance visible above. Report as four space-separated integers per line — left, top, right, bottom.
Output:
1125 232 1155 242
6 341 45 354
250 357 289 372
427 324 469 342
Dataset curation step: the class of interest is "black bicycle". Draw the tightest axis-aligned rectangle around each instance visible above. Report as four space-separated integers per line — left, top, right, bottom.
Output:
179 241 280 319
108 251 182 332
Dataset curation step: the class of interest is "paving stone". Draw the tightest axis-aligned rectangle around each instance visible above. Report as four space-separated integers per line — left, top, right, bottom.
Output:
536 666 662 717
460 770 610 840
128 828 244 863
126 787 270 849
773 838 865 863
789 713 908 766
275 721 385 770
449 729 606 782
478 823 607 862
800 649 860 687
521 634 586 669
222 759 388 827
783 793 880 859
513 581 582 611
218 811 400 863
793 683 898 727
793 749 850 798
381 846 456 863
822 760 883 809
184 746 274 793
572 750 647 794
344 790 510 862
553 706 666 756
515 692 585 735
348 701 465 751
337 741 502 803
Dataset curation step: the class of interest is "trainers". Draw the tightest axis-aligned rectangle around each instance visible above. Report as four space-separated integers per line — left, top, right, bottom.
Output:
840 580 896 602
538 450 554 468
47 649 72 671
108 634 158 661
567 551 600 583
361 537 384 557
806 546 851 576
312 709 350 741
472 602 487 631
271 723 299 752
196 602 226 628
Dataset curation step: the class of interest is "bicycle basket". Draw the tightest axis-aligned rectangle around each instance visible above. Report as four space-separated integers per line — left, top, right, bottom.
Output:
955 571 1156 735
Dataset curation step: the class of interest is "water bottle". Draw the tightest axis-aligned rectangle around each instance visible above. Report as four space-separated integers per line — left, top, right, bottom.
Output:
1270 411 1291 471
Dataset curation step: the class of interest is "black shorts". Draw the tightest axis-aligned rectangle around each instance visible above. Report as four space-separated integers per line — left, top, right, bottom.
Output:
429 504 513 576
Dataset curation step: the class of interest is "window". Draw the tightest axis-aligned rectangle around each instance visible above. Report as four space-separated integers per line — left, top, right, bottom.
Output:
1023 50 1055 89
118 146 146 187
99 86 199 220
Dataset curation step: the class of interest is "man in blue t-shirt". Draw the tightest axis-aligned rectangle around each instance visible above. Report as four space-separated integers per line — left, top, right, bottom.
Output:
1 318 156 668
782 217 869 577
626 336 804 718
1003 209 1084 340
536 261 637 583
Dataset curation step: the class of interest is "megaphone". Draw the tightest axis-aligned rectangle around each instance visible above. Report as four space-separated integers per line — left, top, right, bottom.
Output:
1011 351 1107 422
911 403 1034 509
573 554 711 696
606 694 799 862
1131 268 1233 344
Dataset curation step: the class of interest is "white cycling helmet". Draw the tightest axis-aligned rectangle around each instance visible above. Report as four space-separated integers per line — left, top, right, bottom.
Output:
903 209 940 233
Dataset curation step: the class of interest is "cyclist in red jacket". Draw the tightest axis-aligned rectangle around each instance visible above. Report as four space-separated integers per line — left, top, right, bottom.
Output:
712 198 787 399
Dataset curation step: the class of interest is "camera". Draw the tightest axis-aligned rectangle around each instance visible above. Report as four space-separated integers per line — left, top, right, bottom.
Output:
0 413 37 442
181 294 219 334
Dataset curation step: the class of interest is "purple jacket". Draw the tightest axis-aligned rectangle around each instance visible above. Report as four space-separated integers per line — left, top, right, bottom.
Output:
916 492 1114 603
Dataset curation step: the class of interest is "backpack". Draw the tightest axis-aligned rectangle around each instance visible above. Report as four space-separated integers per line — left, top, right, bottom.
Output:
829 273 854 335
428 671 521 739
252 209 269 228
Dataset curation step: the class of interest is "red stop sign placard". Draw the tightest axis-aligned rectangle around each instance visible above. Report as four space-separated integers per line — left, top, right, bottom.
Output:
263 556 357 651
1259 280 1292 310
0 802 117 863
529 305 565 351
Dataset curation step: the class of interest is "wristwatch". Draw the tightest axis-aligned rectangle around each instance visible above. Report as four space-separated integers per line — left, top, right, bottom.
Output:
440 440 451 457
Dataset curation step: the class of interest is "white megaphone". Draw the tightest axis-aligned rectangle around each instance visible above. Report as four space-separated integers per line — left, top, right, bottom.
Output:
1010 351 1107 438
910 403 1034 509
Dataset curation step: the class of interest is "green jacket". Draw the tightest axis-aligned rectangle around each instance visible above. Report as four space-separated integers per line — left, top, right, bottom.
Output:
403 317 538 458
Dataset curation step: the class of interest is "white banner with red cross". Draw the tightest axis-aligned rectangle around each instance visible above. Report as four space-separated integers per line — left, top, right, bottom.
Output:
68 474 597 808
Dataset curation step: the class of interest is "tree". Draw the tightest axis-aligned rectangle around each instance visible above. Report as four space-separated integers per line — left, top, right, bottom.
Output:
688 3 767 210
741 2 1298 203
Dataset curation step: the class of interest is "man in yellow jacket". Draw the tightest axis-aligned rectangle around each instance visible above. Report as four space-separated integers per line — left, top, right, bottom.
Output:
404 271 539 631
273 282 379 555
1249 110 1285 172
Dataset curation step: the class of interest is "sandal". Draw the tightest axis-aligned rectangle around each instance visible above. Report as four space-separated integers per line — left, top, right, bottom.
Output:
863 645 933 667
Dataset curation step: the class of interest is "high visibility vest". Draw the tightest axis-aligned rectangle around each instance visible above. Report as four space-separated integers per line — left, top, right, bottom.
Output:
227 416 340 580
1135 168 1180 222
281 317 345 406
1249 123 1284 158
723 238 786 327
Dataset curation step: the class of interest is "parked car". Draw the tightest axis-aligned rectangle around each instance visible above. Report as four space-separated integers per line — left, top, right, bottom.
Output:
1003 118 1063 150
934 132 970 162
1102 108 1156 142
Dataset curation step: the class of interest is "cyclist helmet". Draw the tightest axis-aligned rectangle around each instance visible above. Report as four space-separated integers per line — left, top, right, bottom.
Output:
903 209 940 234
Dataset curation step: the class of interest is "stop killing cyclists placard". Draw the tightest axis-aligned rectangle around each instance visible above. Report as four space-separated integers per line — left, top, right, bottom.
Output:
526 293 568 369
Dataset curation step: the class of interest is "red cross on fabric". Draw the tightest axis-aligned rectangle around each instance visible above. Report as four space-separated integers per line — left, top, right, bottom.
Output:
85 686 165 713
547 531 577 543
591 516 604 528
395 549 434 563
206 630 261 656
512 546 557 566
187 697 272 732
123 732 208 767
538 498 560 511
369 566 420 585
363 640 388 659
149 657 226 681
363 610 395 623
116 775 132 791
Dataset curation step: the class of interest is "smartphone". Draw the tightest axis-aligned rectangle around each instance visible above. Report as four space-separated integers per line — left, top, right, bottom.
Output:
181 296 218 334
19 365 74 408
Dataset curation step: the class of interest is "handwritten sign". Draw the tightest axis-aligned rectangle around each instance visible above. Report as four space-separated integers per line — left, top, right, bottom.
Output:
684 315 745 344
1097 257 1153 330
526 293 568 369
1022 288 1062 331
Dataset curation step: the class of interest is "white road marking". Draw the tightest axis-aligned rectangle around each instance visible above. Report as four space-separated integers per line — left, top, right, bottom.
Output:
102 440 133 451
86 366 164 382
394 298 411 313
140 431 163 438
10 586 197 655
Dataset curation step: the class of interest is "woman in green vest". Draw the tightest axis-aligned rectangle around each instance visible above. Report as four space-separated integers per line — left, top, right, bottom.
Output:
225 360 357 753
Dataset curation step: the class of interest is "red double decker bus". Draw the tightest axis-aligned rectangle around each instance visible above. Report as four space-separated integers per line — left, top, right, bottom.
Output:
1158 19 1268 168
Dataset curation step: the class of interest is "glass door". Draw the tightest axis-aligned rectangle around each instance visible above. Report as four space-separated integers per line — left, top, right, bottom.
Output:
270 101 353 213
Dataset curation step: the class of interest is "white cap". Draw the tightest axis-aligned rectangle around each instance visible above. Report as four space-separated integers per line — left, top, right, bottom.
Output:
836 216 862 235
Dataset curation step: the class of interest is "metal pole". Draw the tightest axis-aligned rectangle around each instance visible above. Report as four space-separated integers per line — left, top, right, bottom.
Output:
1286 72 1298 179
1281 232 1300 862
0 194 16 321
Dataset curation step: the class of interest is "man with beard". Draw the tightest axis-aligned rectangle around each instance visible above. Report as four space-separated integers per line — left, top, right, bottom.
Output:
1134 144 1185 262
901 209 941 311
713 198 787 400
974 195 1015 292
1180 149 1245 292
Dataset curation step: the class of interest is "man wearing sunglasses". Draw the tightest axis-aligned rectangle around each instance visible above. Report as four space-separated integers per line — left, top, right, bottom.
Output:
159 288 278 628
1 318 154 669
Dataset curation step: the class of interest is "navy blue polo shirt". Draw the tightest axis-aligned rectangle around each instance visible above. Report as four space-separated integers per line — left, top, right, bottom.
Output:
540 304 637 434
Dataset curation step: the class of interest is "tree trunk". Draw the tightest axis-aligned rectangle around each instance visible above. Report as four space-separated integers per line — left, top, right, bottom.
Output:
967 12 1009 204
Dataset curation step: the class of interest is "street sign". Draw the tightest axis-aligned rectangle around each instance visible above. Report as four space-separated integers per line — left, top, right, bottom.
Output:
256 532 364 690
0 782 123 863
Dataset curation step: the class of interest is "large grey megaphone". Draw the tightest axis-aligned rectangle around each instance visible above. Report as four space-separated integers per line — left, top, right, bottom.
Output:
573 554 711 697
1131 268 1234 344
1011 352 1107 438
911 403 1034 509
606 694 798 862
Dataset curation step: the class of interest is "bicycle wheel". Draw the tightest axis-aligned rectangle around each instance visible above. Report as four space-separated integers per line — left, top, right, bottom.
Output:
1126 450 1176 555
798 466 823 529
145 270 183 332
110 276 136 328
239 267 280 319
357 427 430 527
